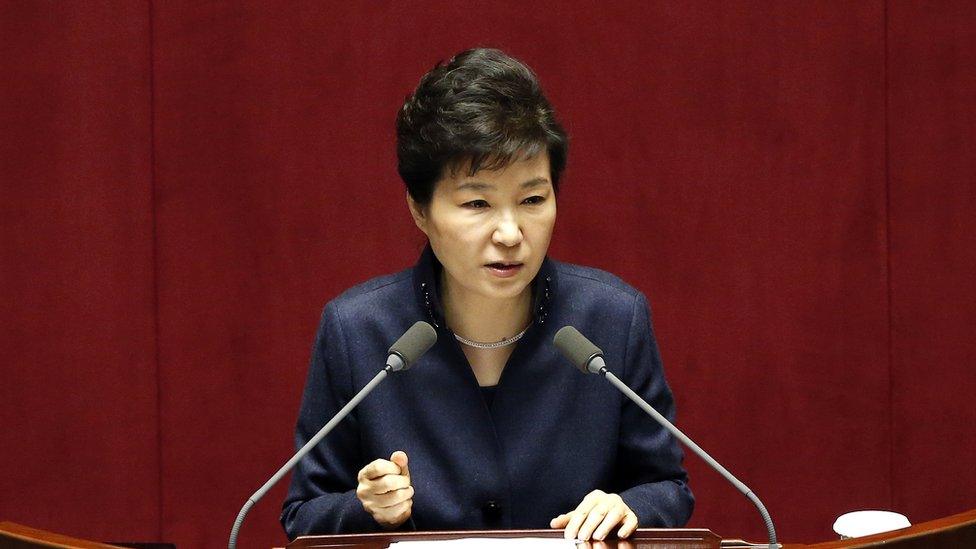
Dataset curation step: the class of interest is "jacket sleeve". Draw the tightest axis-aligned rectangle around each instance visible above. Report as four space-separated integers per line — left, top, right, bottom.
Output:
280 301 380 538
615 292 695 527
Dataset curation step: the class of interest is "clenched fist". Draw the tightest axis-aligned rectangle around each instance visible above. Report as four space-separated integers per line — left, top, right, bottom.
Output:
356 450 414 529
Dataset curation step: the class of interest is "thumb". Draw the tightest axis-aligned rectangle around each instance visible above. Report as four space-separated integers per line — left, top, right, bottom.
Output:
390 451 410 478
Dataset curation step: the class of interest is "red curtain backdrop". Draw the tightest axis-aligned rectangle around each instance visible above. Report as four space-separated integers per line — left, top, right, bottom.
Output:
2 2 974 548
0 1 159 543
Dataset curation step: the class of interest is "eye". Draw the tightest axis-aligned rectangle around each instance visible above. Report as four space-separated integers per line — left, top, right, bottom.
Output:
462 199 489 209
522 195 546 205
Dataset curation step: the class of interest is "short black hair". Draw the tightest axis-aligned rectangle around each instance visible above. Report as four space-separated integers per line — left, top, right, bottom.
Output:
396 48 568 206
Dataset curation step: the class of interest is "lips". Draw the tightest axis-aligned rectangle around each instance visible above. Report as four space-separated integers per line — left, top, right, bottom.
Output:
485 262 524 278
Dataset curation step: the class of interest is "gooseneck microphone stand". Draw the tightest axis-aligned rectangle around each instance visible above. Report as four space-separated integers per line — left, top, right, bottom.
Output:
228 321 436 549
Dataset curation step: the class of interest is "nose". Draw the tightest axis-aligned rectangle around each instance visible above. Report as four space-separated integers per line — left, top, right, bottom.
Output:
492 211 523 247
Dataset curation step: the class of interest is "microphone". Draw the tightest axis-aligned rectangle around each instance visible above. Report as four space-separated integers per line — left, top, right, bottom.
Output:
553 326 778 549
228 321 437 549
386 321 438 371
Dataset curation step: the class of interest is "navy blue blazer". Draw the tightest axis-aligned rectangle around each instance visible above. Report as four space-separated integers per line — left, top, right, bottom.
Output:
281 246 693 538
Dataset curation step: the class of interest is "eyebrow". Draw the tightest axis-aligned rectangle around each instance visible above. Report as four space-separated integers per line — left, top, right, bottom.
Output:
456 177 551 191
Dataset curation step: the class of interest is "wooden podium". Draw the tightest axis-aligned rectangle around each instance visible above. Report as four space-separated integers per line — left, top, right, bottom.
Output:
286 507 976 549
3 508 975 548
287 528 720 548
799 507 976 548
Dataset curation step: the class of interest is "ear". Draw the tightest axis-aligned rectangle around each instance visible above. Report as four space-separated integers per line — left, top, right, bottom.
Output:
406 194 429 235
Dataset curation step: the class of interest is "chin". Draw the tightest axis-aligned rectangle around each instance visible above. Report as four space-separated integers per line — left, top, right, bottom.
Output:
490 287 527 300
481 280 532 300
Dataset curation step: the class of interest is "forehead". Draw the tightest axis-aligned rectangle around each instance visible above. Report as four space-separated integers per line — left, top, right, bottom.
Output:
441 153 552 191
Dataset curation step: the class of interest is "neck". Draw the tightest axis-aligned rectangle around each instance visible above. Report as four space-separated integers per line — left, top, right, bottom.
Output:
440 271 532 343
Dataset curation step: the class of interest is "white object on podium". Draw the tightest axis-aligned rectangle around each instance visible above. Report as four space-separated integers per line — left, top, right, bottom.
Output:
833 510 911 538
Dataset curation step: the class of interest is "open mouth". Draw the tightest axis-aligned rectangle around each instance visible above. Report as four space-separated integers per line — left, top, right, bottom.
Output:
485 262 524 277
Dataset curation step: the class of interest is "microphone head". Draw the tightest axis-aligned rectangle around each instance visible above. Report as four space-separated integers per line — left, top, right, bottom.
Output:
553 326 604 374
388 321 437 370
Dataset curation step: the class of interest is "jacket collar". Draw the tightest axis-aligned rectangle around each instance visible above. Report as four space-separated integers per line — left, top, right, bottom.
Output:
413 244 556 331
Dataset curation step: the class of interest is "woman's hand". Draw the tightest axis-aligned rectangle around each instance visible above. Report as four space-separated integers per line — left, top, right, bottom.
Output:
550 490 638 541
356 450 414 529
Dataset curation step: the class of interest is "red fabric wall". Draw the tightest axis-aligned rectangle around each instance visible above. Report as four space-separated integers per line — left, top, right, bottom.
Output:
0 1 160 543
888 1 976 515
2 2 974 548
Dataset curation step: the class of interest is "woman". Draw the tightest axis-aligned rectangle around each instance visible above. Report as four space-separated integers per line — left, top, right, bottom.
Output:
281 48 693 542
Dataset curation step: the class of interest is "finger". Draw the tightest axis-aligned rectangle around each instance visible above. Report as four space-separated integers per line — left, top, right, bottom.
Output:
373 485 414 508
575 490 604 512
361 459 400 480
593 505 627 540
562 512 580 540
617 511 639 538
550 513 569 529
390 451 410 478
564 510 589 540
577 504 610 541
369 473 411 495
563 492 602 539
376 498 413 528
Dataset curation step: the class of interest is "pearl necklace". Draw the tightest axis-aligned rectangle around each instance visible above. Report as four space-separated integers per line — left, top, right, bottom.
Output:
454 324 531 349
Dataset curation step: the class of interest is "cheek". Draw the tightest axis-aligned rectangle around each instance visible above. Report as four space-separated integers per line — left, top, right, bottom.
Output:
426 216 489 264
438 212 495 243
528 208 557 239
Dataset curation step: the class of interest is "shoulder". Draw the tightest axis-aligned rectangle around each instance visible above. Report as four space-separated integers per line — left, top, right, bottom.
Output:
310 267 420 367
546 258 654 338
333 268 412 303
326 267 414 320
551 259 644 306
545 259 656 360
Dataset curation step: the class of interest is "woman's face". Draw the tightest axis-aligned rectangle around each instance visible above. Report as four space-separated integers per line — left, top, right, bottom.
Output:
409 153 557 302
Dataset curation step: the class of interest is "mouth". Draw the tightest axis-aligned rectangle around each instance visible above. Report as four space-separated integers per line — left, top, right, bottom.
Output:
485 262 524 277
485 261 523 269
